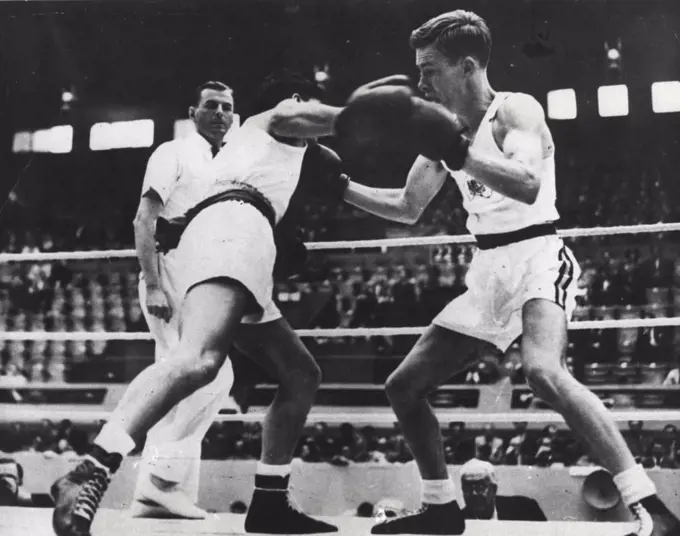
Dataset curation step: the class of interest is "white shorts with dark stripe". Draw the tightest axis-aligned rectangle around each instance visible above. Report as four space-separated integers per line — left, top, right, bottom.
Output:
433 234 580 352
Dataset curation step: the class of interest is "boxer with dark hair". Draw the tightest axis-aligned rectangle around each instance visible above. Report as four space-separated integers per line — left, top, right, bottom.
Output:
50 70 347 536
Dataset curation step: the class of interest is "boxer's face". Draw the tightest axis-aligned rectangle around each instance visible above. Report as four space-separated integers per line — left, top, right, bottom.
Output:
415 45 467 111
190 89 235 145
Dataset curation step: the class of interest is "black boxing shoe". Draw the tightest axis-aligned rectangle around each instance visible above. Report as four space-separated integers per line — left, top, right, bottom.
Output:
51 446 122 536
244 474 338 534
371 499 466 535
626 495 680 536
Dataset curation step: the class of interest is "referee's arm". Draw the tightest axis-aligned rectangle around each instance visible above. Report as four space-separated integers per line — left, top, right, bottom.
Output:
133 143 179 320
133 191 166 291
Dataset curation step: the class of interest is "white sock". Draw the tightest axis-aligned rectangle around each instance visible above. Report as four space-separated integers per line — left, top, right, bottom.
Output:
94 421 136 457
613 464 657 506
422 478 457 505
256 462 292 477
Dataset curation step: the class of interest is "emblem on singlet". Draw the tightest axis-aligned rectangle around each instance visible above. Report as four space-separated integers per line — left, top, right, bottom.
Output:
467 179 491 198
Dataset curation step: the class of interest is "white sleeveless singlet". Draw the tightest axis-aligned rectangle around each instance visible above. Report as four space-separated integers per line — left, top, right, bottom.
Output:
448 92 560 235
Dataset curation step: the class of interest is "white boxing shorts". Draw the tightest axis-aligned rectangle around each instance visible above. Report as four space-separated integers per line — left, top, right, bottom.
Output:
174 200 281 324
433 234 581 352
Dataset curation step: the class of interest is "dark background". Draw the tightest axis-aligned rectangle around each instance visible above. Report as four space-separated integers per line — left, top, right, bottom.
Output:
0 0 679 230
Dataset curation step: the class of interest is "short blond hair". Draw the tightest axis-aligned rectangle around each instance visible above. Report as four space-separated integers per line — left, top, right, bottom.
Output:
410 10 492 67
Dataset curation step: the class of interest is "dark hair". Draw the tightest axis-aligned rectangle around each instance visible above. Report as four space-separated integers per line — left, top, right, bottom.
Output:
410 10 492 68
194 81 233 106
253 69 323 114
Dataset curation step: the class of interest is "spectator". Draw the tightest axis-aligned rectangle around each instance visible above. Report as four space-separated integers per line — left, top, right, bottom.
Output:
460 458 547 521
474 424 504 464
504 422 536 466
0 458 54 507
635 315 674 365
0 363 28 386
662 357 679 386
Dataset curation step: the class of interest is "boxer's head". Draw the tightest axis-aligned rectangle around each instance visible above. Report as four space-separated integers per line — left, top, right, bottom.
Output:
253 69 323 115
410 10 492 112
189 81 235 146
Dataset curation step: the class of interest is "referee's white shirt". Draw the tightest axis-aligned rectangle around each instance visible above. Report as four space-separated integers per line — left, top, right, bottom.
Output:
140 131 221 219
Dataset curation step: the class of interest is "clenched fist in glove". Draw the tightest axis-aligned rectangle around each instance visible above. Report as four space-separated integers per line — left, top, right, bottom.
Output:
298 141 350 202
335 75 470 170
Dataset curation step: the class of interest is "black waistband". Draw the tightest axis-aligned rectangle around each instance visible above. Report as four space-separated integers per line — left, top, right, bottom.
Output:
155 187 276 254
475 222 557 250
185 186 276 229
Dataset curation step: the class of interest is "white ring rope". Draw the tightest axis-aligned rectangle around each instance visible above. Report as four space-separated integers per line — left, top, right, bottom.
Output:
1 220 679 341
0 316 679 341
3 407 679 425
0 222 679 262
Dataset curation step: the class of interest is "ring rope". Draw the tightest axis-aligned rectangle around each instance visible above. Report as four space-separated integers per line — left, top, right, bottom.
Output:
3 407 679 425
1 316 679 341
1 222 679 262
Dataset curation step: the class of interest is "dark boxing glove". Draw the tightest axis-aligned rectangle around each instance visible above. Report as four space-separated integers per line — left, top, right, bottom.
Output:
273 224 308 280
298 141 350 202
335 75 470 170
334 75 414 150
409 97 470 170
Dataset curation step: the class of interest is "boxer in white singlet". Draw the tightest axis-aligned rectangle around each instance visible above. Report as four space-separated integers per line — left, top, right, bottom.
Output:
342 10 680 536
51 71 349 536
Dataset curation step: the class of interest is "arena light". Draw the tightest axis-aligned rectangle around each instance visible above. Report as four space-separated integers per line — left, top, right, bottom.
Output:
12 131 32 153
547 89 577 120
651 81 680 114
604 39 623 73
31 125 73 153
90 119 154 150
597 85 629 117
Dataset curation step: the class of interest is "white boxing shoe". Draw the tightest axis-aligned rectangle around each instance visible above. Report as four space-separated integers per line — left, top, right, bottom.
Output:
131 479 207 519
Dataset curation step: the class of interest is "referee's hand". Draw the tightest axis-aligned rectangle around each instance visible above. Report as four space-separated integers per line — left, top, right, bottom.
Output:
146 286 173 322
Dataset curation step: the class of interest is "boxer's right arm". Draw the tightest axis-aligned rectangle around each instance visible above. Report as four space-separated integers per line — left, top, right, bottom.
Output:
249 99 343 139
343 156 448 224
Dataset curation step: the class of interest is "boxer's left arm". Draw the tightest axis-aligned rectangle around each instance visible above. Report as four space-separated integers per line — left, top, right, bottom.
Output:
343 156 448 224
251 99 343 139
458 93 549 205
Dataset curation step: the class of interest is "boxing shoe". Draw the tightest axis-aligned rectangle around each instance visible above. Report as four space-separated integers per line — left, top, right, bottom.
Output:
626 495 680 536
51 446 122 536
131 479 207 519
244 474 337 534
371 499 466 535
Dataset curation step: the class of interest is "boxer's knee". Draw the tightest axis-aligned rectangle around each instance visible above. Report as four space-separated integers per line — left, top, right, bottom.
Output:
385 369 418 406
523 359 572 404
171 345 226 393
280 356 321 397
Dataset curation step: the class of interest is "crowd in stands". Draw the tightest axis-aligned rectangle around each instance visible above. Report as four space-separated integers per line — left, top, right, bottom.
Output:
2 162 680 387
1 418 678 470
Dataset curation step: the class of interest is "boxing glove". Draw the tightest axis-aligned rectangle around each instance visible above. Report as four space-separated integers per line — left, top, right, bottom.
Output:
298 141 350 202
273 223 308 280
409 97 470 170
334 76 414 149
335 75 470 170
